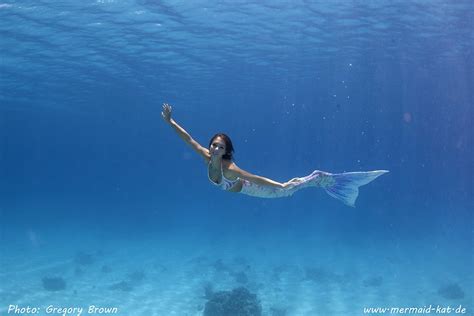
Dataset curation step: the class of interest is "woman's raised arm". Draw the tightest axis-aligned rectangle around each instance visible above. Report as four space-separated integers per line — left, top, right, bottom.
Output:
162 103 209 162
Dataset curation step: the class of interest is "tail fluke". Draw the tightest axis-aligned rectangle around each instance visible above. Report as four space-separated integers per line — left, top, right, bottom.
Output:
323 170 389 207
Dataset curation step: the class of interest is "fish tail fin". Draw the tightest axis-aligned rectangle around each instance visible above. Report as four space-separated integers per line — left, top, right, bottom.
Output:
322 170 389 207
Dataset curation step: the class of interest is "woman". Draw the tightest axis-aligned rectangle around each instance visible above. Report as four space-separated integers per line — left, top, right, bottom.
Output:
162 103 388 207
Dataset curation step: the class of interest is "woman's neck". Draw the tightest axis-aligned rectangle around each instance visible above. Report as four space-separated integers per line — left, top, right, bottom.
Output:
210 155 222 167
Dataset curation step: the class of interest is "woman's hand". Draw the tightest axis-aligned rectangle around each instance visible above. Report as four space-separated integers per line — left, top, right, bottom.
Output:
281 182 296 189
161 103 172 123
282 177 302 189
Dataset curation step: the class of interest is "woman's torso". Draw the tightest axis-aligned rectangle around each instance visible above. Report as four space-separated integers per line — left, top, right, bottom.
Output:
207 158 243 192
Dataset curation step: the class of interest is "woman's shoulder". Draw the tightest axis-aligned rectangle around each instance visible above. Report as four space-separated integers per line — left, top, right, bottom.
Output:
222 159 236 168
223 160 243 176
222 160 241 180
202 154 211 165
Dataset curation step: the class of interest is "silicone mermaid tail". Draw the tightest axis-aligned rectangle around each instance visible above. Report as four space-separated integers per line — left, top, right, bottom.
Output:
320 170 389 207
239 169 389 207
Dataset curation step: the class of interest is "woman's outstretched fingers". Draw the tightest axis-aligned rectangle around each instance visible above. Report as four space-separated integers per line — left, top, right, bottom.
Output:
161 103 172 122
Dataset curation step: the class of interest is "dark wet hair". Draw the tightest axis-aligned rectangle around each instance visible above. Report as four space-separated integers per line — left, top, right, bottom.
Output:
209 133 235 161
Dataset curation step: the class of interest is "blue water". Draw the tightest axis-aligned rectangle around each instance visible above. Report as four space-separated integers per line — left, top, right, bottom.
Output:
1 1 472 315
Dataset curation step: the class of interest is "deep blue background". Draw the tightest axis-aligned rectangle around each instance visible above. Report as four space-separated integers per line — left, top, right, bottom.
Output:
0 1 472 252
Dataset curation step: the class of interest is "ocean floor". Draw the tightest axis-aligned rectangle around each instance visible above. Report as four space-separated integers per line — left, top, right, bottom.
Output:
0 227 472 316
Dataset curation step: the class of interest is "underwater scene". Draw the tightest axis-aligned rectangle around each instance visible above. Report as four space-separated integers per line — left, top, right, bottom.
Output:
0 0 472 315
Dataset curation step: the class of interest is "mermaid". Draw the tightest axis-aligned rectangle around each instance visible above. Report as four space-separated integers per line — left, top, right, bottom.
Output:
162 103 388 207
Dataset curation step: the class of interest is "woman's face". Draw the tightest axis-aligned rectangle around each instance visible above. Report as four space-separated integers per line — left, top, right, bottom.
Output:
210 137 226 158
